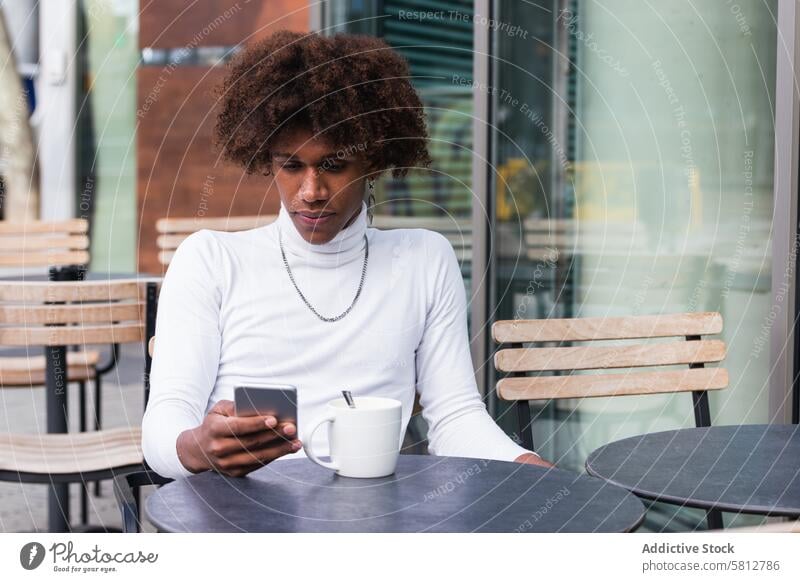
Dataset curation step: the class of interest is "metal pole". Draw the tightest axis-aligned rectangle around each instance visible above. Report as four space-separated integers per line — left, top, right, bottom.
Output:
773 0 800 425
471 0 493 406
45 344 69 532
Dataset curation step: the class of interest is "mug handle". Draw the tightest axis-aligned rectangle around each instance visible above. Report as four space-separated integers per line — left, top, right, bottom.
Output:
302 413 339 471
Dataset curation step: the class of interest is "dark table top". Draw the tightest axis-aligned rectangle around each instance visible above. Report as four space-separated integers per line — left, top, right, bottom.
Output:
585 424 800 517
145 454 645 533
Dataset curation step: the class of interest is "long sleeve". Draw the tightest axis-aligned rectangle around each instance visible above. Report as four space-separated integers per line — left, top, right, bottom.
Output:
415 232 531 462
141 230 224 478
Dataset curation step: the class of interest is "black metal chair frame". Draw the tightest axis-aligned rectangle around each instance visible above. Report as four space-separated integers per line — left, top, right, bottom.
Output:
114 280 176 533
113 469 173 533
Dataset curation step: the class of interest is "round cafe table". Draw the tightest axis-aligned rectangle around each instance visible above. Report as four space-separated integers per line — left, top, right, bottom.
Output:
145 454 645 533
585 424 800 518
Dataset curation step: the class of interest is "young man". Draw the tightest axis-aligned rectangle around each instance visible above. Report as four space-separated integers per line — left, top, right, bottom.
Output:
142 31 552 479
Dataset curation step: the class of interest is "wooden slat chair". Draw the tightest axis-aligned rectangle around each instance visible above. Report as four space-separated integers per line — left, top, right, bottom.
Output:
156 215 277 267
492 311 728 529
0 218 114 507
0 220 95 387
0 218 128 483
0 279 155 532
0 220 95 396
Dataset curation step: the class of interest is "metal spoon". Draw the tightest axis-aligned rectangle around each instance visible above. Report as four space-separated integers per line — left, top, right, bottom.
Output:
341 390 356 408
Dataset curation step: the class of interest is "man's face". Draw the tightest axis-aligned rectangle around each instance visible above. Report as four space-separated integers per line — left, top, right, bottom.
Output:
271 129 369 244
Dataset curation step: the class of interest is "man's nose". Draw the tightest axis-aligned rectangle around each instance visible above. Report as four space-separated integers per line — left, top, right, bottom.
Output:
298 168 329 202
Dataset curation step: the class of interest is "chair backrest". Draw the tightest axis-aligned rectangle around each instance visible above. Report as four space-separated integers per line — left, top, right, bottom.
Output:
492 312 728 402
156 215 277 266
0 219 89 268
0 280 146 348
492 312 728 451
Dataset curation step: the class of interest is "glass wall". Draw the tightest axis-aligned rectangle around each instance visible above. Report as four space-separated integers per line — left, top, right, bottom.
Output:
490 0 777 530
326 0 784 529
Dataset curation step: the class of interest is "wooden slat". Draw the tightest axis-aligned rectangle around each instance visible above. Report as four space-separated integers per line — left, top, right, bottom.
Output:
522 219 642 232
496 368 729 401
454 249 472 262
0 350 100 370
0 281 142 302
0 323 144 347
156 215 276 234
158 250 175 266
0 235 89 251
495 340 727 372
0 251 90 268
372 215 471 232
524 233 641 247
524 233 575 246
0 427 142 474
492 312 723 343
156 233 189 251
0 219 88 235
521 218 574 231
0 351 99 386
0 302 144 325
525 248 561 262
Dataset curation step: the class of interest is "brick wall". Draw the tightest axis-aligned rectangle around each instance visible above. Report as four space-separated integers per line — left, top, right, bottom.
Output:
136 0 309 272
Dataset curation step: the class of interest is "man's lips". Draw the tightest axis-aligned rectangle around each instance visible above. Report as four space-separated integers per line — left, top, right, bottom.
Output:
293 211 335 226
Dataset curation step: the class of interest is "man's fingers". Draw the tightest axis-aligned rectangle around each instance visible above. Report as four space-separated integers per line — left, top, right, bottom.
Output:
208 400 296 438
210 399 236 416
210 412 285 437
279 422 296 437
215 438 302 472
213 426 291 456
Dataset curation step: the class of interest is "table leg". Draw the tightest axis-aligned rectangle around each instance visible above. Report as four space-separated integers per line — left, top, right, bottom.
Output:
46 345 70 532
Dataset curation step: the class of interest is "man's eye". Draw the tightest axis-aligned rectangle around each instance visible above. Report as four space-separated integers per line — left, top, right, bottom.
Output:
280 162 302 171
320 162 345 172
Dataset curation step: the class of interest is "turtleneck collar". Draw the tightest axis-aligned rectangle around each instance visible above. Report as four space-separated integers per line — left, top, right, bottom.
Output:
275 201 368 267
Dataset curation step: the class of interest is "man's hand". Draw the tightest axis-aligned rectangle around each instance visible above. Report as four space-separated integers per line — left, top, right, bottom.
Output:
514 452 556 469
176 399 302 477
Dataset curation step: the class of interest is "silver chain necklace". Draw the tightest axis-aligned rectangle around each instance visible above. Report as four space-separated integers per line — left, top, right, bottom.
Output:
279 231 369 322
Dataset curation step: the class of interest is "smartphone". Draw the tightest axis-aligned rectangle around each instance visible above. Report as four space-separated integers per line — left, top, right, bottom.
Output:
234 384 298 425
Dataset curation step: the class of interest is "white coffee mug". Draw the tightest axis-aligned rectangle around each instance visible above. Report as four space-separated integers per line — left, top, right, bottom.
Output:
303 396 402 478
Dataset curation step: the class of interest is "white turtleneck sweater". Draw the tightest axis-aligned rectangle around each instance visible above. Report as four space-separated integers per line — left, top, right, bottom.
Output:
142 201 531 478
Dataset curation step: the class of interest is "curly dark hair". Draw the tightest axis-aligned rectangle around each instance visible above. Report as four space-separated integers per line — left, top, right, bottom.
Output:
213 30 432 178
